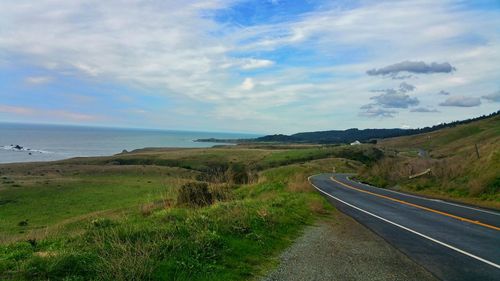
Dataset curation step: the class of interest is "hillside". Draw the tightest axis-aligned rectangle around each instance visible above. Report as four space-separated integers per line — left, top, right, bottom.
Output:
0 144 380 280
196 111 500 144
359 112 500 208
259 111 500 144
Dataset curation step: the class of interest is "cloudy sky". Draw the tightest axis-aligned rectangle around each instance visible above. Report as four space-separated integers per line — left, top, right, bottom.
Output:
0 0 499 134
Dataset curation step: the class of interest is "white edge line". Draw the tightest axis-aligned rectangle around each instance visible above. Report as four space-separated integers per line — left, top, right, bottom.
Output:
346 176 500 216
308 175 500 269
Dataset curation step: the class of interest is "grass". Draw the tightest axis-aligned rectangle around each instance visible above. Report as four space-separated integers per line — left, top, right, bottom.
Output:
2 115 497 279
379 113 500 157
360 113 500 208
0 166 192 241
4 115 496 279
256 145 382 169
0 145 364 280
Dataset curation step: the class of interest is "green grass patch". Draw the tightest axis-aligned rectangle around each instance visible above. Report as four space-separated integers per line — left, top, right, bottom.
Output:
0 174 178 238
0 146 348 280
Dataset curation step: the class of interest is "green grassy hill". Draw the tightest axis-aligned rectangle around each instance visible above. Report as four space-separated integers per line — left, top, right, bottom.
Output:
0 144 377 280
360 113 500 208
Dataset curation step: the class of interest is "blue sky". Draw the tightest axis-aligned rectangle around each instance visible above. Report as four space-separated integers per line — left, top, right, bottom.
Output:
0 0 499 134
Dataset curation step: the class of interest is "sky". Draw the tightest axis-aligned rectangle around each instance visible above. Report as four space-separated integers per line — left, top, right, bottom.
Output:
0 0 499 134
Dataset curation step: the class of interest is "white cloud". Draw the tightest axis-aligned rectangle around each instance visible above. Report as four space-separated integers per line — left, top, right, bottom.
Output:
241 58 275 70
240 77 255 90
25 76 53 85
128 109 148 115
1 0 499 132
0 0 234 100
73 63 100 77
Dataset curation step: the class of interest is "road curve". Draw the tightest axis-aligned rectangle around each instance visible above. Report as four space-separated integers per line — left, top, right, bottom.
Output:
309 173 500 281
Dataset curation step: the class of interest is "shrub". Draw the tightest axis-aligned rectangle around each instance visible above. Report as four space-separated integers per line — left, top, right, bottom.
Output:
177 182 213 207
228 163 249 184
196 164 230 183
209 184 233 202
483 176 500 195
3 242 34 261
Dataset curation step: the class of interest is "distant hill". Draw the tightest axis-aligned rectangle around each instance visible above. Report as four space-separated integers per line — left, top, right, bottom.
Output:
254 110 500 144
195 111 500 144
360 109 500 206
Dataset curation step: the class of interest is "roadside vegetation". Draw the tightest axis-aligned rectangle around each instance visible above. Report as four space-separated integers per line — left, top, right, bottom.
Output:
0 145 376 280
359 113 500 208
2 114 497 280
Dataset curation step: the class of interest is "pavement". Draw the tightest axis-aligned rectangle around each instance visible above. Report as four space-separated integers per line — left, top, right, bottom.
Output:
309 173 500 281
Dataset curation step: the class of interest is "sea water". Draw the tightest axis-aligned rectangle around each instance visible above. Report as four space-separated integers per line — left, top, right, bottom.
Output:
0 123 258 164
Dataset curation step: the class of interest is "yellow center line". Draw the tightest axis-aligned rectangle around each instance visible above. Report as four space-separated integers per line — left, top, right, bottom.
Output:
329 177 500 231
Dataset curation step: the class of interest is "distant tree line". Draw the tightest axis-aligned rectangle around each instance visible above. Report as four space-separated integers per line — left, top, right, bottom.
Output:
253 110 500 144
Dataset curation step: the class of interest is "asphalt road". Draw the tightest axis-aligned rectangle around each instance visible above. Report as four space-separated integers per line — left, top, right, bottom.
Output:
309 173 500 281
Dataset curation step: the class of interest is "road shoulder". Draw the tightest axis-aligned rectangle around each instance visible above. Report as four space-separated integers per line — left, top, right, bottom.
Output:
262 210 438 281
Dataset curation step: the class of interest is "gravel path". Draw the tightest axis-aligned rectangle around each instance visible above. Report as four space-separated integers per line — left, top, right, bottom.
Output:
262 210 438 281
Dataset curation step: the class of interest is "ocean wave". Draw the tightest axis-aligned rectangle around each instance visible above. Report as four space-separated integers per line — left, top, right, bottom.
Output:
2 145 52 154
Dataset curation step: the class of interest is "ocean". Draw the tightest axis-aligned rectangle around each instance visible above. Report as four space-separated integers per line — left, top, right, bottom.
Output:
0 123 259 164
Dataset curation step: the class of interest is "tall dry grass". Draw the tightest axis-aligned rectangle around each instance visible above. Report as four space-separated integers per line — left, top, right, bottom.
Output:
361 143 500 202
286 173 314 193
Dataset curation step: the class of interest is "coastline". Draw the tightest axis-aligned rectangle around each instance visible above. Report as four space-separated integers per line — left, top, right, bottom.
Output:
0 123 259 165
0 143 236 165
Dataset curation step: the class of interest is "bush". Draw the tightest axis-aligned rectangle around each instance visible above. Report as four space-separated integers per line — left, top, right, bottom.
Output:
483 176 500 195
209 184 233 202
196 164 230 183
196 163 254 184
228 163 249 184
177 182 213 207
